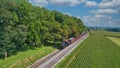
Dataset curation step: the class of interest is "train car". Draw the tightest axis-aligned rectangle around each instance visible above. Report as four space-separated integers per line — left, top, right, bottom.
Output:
61 32 88 48
68 38 75 44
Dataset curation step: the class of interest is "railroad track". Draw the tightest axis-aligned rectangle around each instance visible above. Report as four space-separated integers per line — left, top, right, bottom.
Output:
29 50 60 68
29 33 89 68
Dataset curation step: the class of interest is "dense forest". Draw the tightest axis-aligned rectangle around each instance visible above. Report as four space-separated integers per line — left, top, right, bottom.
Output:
0 0 86 59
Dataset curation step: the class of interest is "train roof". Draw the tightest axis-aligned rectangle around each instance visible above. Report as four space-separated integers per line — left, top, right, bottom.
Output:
68 38 74 40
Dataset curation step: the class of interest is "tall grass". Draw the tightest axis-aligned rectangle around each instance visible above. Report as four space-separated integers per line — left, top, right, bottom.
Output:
0 46 55 68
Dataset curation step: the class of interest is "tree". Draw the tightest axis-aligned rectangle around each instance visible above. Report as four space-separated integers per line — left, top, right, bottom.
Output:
50 22 63 44
0 0 18 59
0 0 87 59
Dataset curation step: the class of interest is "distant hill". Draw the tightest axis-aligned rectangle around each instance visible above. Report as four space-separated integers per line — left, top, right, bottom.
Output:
88 27 120 32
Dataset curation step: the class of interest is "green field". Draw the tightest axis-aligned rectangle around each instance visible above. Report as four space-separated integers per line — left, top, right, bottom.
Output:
56 30 120 68
0 46 55 68
107 37 120 46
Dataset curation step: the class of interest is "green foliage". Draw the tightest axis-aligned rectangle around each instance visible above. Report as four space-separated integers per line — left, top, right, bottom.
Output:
0 0 18 59
0 0 86 59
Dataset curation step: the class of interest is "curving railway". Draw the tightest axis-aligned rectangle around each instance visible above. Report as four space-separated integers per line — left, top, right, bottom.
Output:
29 32 89 68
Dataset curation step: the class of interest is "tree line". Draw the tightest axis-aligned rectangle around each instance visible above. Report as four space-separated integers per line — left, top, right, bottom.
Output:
0 0 87 59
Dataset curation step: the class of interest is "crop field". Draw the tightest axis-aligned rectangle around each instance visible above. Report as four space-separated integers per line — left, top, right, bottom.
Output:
56 30 120 68
107 37 120 46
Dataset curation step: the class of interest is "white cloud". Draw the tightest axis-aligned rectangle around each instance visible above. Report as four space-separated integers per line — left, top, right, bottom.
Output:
95 15 113 19
90 9 118 14
114 19 120 25
82 15 120 27
102 0 114 2
98 0 120 8
117 7 120 12
64 13 71 16
84 0 120 27
76 16 81 19
85 1 97 7
29 0 48 7
29 0 90 7
94 15 105 18
83 15 112 20
49 0 81 6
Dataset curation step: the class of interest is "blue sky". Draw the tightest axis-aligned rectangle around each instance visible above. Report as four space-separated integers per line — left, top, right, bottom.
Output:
29 0 120 28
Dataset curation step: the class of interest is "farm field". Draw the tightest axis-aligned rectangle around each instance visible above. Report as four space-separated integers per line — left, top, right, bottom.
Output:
107 37 120 46
56 30 120 68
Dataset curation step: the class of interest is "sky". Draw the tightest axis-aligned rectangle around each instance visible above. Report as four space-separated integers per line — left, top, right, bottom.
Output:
29 0 120 28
